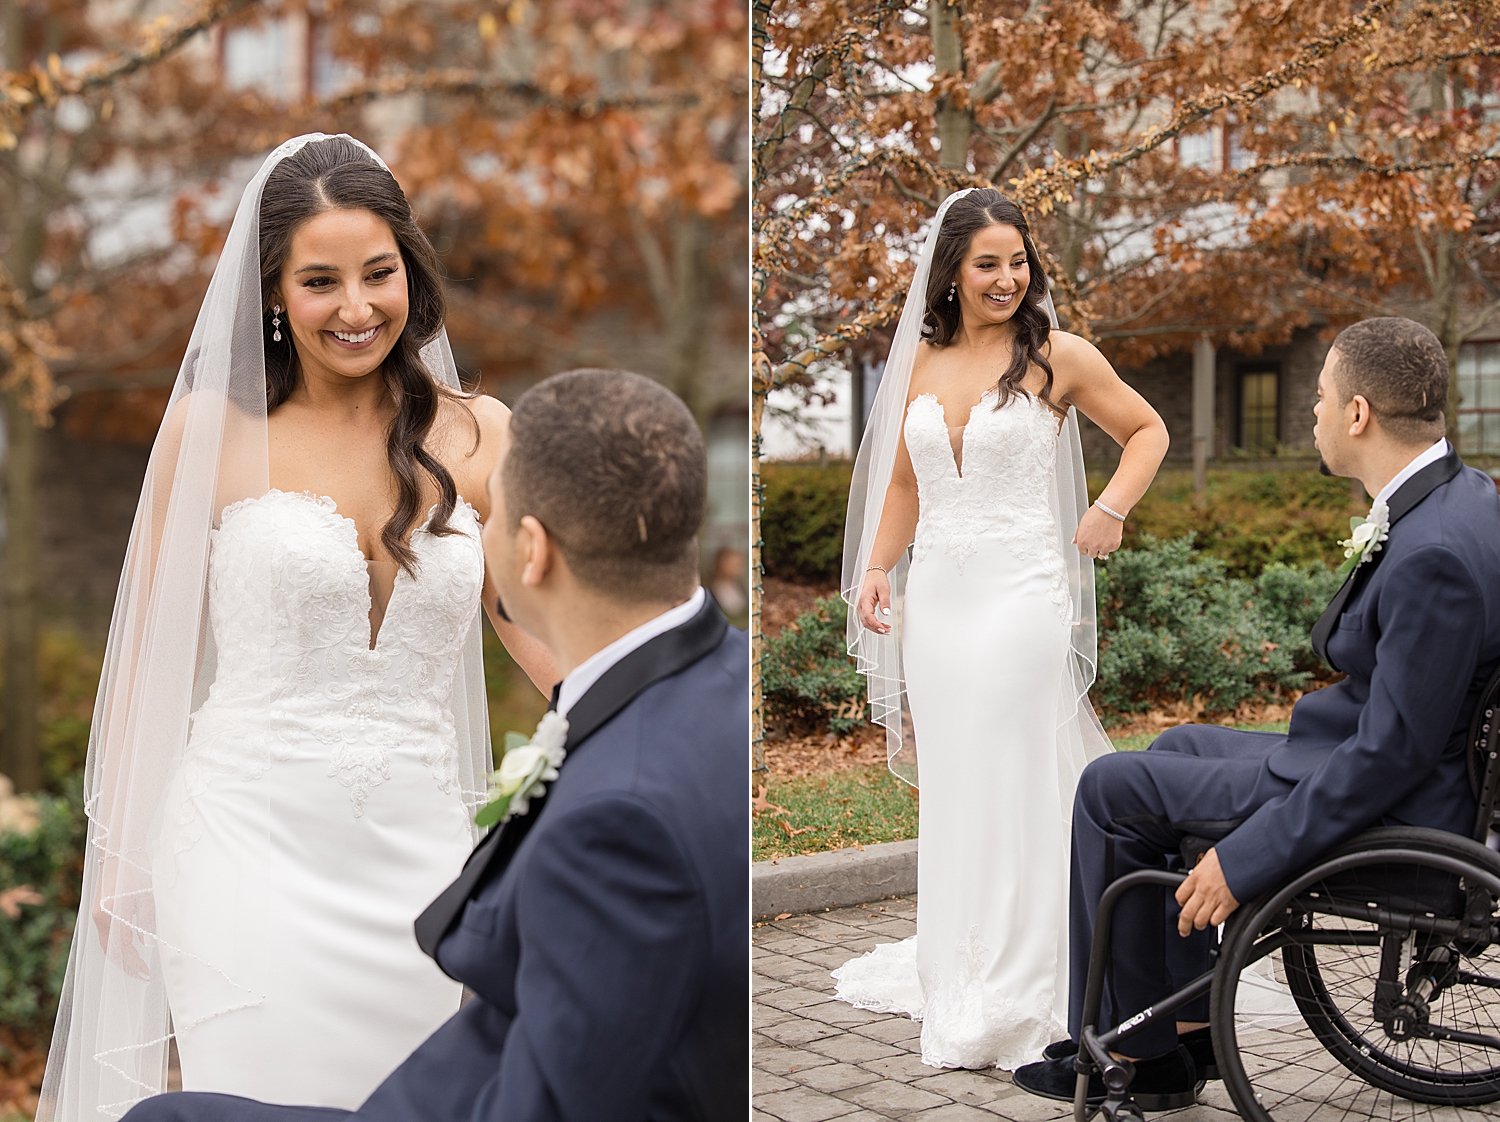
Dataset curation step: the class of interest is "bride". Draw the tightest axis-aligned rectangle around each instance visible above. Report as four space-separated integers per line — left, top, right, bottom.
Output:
833 188 1168 1070
39 134 555 1119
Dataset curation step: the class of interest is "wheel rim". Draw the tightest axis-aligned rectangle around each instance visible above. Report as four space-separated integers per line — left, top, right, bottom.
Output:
1209 849 1500 1122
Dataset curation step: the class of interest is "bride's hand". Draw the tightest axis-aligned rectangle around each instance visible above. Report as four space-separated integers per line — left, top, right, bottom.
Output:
1073 506 1124 561
856 569 894 634
94 892 152 980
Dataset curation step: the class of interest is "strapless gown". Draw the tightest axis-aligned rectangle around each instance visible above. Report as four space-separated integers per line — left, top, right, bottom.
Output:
833 390 1081 1070
150 489 482 1107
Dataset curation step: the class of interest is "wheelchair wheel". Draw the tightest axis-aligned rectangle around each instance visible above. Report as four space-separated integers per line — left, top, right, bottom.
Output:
1207 828 1500 1122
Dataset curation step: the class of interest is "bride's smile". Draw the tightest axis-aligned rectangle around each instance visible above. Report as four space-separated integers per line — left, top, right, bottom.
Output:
275 207 410 384
956 222 1030 330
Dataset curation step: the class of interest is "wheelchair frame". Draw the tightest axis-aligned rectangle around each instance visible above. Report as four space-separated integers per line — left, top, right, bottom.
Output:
1070 665 1500 1122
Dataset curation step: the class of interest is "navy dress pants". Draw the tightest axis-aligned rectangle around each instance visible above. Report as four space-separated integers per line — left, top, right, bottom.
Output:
1067 726 1295 1058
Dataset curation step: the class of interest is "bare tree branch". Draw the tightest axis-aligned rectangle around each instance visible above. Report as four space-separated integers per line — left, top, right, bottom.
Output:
0 0 263 130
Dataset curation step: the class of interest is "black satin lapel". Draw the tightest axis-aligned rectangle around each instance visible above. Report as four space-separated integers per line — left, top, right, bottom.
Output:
560 595 729 754
414 595 729 960
1310 446 1463 670
1385 445 1462 524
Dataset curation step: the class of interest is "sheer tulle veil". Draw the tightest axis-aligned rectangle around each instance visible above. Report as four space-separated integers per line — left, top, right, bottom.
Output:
840 187 1111 789
37 133 492 1121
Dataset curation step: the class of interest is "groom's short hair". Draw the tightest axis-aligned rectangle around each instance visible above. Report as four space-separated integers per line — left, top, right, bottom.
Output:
1330 318 1448 443
504 369 705 602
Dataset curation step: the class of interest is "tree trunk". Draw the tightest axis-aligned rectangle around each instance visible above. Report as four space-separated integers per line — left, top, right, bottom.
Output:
665 212 711 429
749 379 766 773
1432 223 1463 440
2 389 42 791
929 0 970 169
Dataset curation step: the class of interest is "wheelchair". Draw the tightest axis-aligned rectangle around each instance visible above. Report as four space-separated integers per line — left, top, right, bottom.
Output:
1073 666 1500 1122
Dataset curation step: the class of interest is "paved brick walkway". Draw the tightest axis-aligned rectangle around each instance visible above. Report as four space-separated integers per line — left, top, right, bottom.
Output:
752 897 1246 1122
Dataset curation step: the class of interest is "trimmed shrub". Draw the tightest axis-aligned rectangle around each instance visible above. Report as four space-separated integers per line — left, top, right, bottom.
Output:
1116 470 1355 578
759 462 1359 584
762 595 867 735
1094 535 1343 716
761 461 853 584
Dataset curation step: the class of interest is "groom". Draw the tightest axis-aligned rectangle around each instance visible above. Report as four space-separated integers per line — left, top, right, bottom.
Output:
125 369 749 1121
1015 317 1500 1107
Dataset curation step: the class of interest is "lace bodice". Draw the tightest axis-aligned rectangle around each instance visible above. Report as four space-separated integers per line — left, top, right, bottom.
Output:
185 489 484 815
904 390 1070 616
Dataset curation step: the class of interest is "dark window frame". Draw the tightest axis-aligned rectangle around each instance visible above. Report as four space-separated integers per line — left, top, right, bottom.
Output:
1235 363 1282 454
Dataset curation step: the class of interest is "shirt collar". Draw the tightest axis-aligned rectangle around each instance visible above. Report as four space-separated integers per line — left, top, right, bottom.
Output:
555 586 706 718
1373 437 1449 508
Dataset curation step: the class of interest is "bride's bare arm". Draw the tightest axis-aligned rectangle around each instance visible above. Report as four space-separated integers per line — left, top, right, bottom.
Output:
461 396 561 694
854 426 919 634
1049 331 1168 558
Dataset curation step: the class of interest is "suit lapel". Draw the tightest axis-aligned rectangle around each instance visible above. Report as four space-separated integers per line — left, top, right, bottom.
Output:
1310 446 1463 669
414 595 729 959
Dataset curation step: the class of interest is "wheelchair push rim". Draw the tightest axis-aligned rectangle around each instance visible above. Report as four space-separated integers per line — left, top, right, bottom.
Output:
1209 839 1500 1122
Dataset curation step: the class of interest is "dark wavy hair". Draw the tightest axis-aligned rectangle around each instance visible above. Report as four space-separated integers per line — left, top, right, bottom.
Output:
258 136 471 575
921 189 1058 412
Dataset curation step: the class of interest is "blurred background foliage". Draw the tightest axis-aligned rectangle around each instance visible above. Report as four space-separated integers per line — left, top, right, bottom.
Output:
0 1 748 1112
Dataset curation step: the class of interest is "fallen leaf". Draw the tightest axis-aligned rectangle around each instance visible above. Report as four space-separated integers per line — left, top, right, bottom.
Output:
752 785 791 817
774 913 792 921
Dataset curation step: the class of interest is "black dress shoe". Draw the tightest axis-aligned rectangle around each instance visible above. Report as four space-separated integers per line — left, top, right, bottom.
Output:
1042 1036 1077 1061
1041 1027 1218 1080
1014 1046 1202 1111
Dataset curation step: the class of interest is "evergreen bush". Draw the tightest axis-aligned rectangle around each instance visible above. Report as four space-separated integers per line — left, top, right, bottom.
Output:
0 775 84 1043
761 595 867 735
760 461 852 583
1095 536 1342 715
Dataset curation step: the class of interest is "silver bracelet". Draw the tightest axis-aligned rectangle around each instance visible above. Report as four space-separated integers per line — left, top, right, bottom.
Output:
866 565 888 575
1094 499 1126 523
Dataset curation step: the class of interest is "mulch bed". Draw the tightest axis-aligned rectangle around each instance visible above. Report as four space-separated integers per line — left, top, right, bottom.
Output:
760 577 839 638
1 1029 44 1119
762 722 887 779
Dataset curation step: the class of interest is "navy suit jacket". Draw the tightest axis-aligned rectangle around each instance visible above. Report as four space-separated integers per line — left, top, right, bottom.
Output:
1214 452 1500 900
124 599 748 1122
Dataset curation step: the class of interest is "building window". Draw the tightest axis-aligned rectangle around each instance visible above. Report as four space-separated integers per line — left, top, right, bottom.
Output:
1458 341 1500 455
1177 130 1217 170
222 18 303 99
1238 367 1279 454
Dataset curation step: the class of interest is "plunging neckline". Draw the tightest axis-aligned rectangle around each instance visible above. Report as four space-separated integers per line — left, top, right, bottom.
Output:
912 391 1063 480
914 390 998 480
219 489 477 653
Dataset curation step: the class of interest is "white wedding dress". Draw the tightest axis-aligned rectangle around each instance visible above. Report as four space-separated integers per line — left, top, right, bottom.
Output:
834 389 1081 1070
150 489 481 1107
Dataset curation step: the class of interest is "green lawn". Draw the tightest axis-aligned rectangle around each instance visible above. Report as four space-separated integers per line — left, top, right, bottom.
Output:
752 720 1291 862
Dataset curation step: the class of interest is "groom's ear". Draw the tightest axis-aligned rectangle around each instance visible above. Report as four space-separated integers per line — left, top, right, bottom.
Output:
1347 393 1374 438
518 514 557 588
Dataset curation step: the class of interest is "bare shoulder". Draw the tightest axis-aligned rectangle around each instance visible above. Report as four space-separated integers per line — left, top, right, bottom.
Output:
1044 329 1114 396
465 392 511 445
1045 329 1105 365
909 340 938 398
437 393 510 517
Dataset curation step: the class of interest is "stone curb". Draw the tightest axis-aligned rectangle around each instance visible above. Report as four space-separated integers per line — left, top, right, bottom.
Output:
752 838 917 921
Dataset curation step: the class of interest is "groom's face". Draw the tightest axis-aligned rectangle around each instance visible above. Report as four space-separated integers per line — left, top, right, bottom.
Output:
1312 353 1352 477
483 463 532 631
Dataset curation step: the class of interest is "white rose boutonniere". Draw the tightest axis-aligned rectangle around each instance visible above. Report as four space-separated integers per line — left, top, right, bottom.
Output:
1336 500 1390 578
475 711 568 828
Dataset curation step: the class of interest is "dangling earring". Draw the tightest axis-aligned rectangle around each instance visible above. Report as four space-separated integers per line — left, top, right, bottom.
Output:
947 283 956 302
271 304 282 342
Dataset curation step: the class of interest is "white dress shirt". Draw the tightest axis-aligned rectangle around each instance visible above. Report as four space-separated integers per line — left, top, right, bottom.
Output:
555 586 707 717
1374 436 1449 508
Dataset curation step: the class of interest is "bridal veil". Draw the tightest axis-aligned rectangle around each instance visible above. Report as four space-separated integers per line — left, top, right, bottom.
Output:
841 187 1111 788
37 133 492 1121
